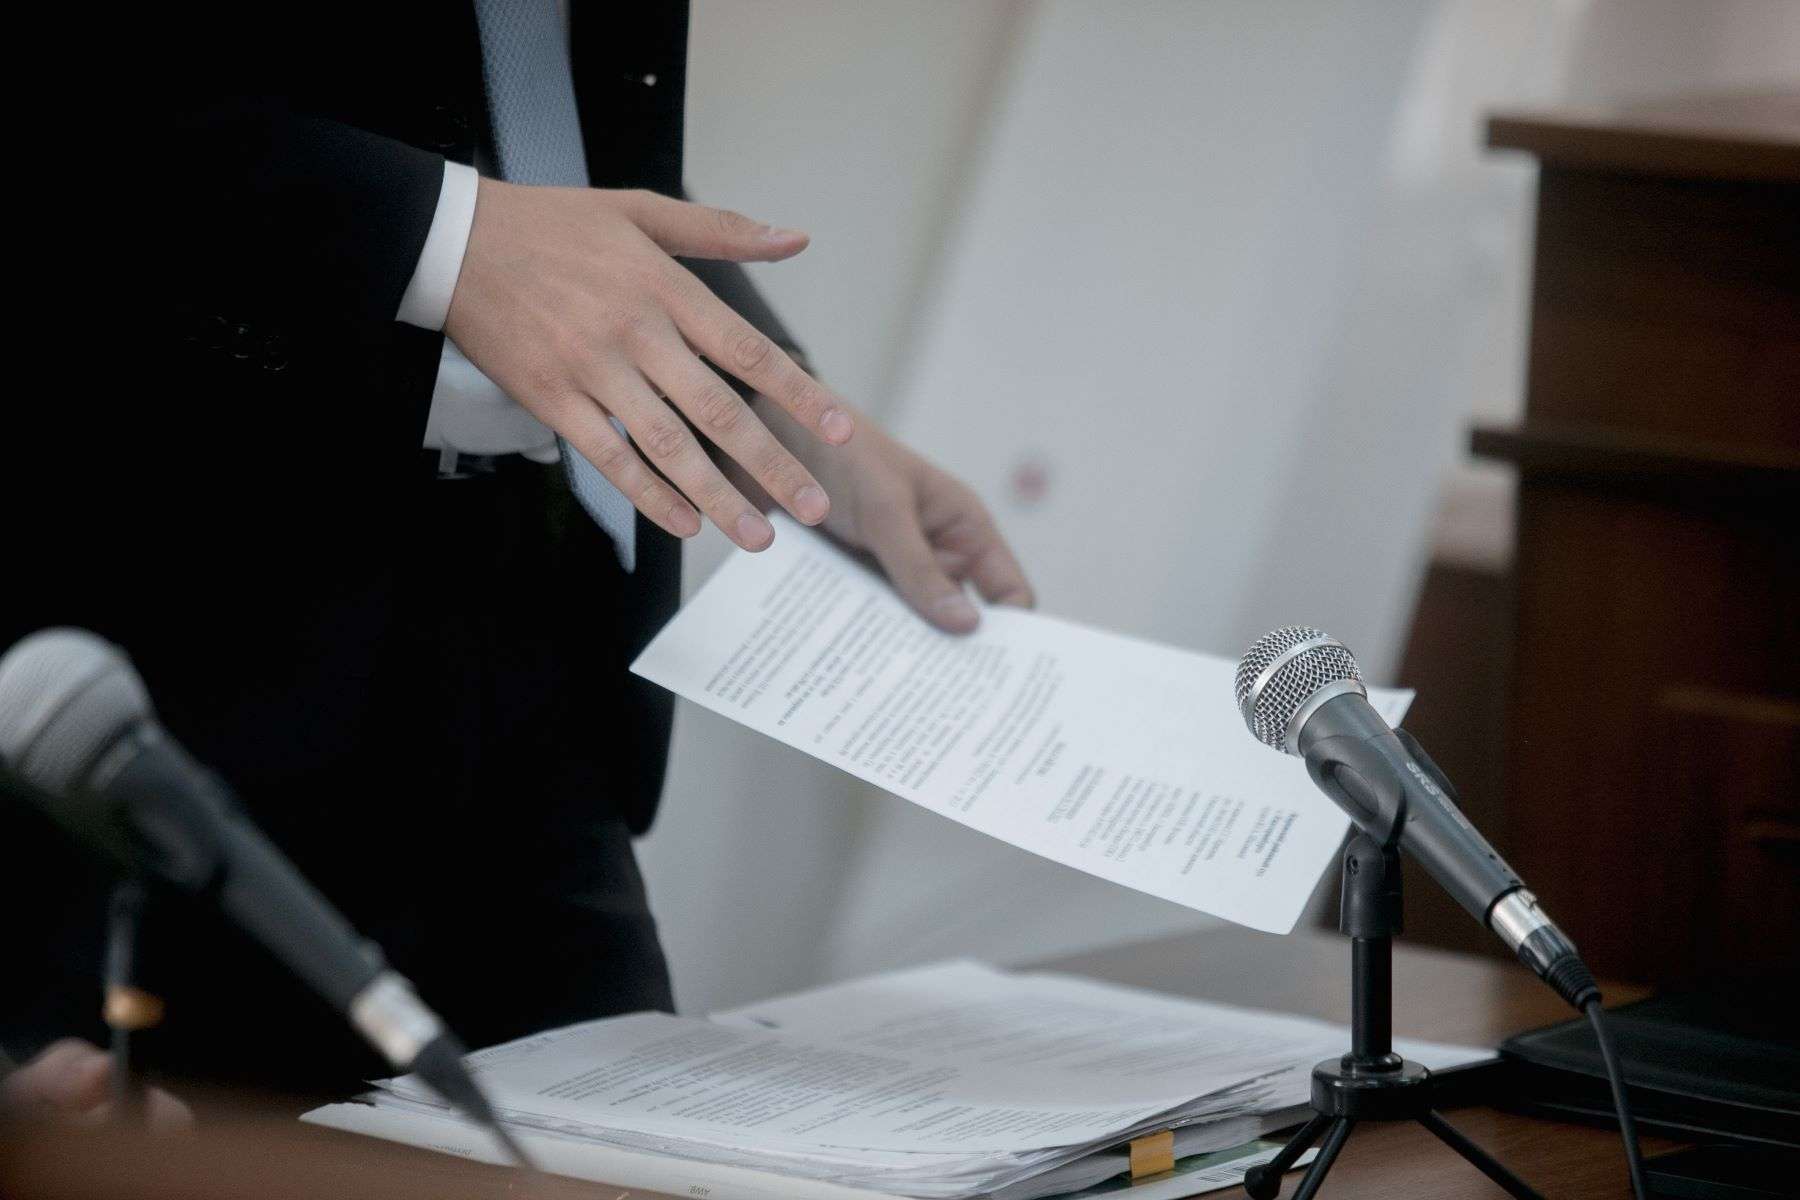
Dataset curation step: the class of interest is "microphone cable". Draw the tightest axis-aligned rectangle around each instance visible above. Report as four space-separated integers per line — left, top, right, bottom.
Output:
1531 945 1646 1200
1584 997 1647 1200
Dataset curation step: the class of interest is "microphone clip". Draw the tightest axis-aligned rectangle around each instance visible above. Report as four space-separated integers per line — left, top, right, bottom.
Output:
1339 833 1404 941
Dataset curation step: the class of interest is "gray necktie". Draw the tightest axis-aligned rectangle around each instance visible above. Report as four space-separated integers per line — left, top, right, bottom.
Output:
471 0 637 571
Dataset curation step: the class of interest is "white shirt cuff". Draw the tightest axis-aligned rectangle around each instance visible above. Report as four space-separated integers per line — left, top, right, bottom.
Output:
395 160 480 331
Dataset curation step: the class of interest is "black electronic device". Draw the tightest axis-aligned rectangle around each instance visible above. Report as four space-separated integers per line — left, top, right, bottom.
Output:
1645 1145 1800 1200
1501 993 1800 1149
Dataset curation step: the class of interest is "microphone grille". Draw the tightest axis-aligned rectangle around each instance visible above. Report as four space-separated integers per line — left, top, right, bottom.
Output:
0 629 152 796
1234 626 1362 752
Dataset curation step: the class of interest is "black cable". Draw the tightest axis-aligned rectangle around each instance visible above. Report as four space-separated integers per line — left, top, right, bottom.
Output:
1583 998 1647 1200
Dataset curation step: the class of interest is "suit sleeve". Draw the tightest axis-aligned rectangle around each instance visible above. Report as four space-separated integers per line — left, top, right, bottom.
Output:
150 99 447 331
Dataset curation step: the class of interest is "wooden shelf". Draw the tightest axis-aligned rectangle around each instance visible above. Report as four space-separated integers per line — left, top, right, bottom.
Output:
1487 91 1800 182
1471 420 1800 499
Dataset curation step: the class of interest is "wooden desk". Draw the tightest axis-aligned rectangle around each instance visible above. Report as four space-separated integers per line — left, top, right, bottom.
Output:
0 927 1666 1199
1046 926 1666 1198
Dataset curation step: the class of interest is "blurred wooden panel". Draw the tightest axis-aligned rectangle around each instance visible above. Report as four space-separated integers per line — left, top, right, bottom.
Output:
1661 688 1800 986
1522 170 1800 448
1499 480 1797 984
1476 92 1800 986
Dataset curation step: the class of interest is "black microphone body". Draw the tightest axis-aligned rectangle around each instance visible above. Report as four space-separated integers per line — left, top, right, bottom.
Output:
80 722 388 1015
1236 626 1596 1010
1297 692 1518 924
0 629 528 1165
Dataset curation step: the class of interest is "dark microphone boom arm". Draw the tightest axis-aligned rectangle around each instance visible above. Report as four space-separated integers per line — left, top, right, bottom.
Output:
0 628 533 1168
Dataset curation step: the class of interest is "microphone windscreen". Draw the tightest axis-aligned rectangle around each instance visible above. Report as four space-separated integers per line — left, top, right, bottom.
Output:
0 628 151 796
1234 625 1361 751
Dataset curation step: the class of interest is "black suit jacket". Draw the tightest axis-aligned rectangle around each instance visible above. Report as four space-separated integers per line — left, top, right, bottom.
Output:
3 0 799 1080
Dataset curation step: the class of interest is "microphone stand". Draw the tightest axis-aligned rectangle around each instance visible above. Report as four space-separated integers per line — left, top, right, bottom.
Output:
1243 826 1544 1199
101 879 162 1124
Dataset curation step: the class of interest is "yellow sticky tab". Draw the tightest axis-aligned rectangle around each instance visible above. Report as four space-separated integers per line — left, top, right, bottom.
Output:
1128 1130 1175 1179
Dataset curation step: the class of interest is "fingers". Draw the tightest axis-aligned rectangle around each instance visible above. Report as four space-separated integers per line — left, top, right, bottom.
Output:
588 360 775 551
661 268 855 447
620 190 809 262
636 343 830 529
900 475 1035 628
916 471 1034 609
0 1038 194 1130
0 1039 112 1117
542 382 701 540
862 491 981 633
963 520 1035 608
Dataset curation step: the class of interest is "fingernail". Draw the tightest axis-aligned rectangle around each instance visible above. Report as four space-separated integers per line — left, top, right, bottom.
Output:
764 226 807 243
670 502 701 538
932 592 980 631
736 512 775 549
794 485 829 524
820 407 854 443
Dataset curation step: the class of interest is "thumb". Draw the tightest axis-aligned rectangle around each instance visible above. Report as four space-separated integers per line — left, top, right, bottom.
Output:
864 503 981 634
622 191 809 262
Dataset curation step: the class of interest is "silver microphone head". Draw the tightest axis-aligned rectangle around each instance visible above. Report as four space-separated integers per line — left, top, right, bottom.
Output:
1234 625 1366 755
0 628 153 796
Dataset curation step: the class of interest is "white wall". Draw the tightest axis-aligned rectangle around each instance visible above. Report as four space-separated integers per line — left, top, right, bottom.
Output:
640 0 1023 1014
1564 0 1800 103
822 0 1438 982
645 0 1800 1015
682 0 1026 414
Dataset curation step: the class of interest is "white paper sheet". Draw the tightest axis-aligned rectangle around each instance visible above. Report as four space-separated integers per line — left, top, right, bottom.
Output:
631 517 1412 934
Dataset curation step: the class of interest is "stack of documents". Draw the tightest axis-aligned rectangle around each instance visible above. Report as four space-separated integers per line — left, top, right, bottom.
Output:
306 961 1489 1198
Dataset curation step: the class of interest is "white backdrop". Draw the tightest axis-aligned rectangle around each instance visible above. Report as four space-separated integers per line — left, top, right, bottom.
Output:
639 0 1029 1015
642 0 1800 1014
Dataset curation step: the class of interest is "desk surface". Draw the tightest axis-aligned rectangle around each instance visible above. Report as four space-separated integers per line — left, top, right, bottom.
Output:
0 926 1667 1199
1044 925 1666 1198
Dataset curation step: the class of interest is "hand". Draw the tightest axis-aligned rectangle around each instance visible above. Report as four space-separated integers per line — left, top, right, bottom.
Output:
0 1038 191 1129
742 402 1033 633
444 181 855 551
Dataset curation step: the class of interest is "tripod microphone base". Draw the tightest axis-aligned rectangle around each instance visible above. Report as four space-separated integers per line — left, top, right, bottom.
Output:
1309 1055 1431 1120
1245 1079 1540 1200
1242 1057 1443 1200
1241 836 1543 1198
